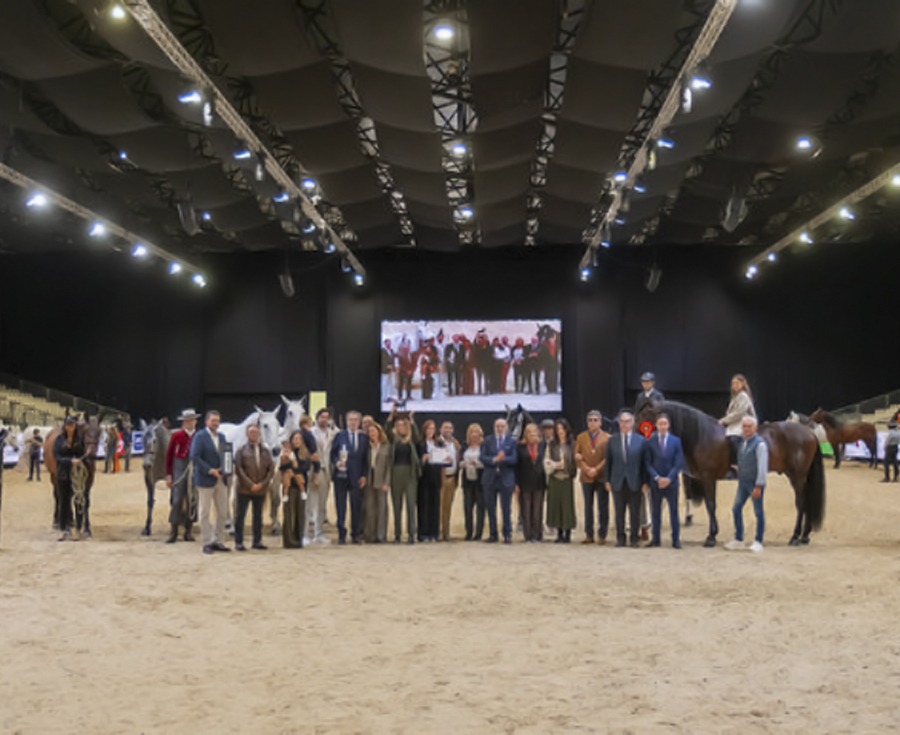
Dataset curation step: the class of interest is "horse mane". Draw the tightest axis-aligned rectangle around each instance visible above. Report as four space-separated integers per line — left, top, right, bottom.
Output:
657 400 723 451
816 410 840 429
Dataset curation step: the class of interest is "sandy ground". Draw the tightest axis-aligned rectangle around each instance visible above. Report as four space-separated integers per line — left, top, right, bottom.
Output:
1 462 899 734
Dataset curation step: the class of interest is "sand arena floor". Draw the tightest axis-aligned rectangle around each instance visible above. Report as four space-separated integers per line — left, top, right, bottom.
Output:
0 461 898 734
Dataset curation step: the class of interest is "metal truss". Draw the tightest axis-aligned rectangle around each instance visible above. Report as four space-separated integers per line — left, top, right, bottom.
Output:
525 0 586 245
423 0 479 245
579 0 737 269
120 0 365 274
294 0 416 243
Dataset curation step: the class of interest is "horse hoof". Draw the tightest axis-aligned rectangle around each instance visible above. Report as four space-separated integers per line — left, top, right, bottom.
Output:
800 537 810 545
141 526 151 536
703 537 716 548
788 537 800 546
684 516 693 527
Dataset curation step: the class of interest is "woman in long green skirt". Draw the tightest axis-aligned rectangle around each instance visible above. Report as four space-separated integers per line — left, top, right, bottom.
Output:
545 418 577 543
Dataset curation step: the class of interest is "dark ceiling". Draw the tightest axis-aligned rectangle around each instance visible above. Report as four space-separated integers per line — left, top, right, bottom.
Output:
2 0 900 262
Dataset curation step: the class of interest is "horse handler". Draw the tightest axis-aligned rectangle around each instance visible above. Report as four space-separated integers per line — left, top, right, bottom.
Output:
165 409 199 543
725 416 768 553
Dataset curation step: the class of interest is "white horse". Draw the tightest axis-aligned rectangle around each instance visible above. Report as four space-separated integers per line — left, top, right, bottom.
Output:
281 394 308 437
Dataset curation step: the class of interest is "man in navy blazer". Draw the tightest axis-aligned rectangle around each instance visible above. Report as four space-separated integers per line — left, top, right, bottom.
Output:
480 417 519 543
645 414 686 548
330 410 370 544
604 410 650 548
190 410 232 554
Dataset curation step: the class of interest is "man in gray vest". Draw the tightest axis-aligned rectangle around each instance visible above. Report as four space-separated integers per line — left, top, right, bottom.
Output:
725 416 768 553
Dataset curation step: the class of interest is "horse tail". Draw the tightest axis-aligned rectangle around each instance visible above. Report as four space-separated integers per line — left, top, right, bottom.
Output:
804 444 826 531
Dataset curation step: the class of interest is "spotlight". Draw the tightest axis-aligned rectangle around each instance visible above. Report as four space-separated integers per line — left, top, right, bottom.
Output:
119 151 128 160
767 252 777 262
192 273 207 288
132 244 148 257
273 193 291 203
341 257 352 273
747 265 758 277
234 149 252 160
657 138 675 150
25 192 48 208
634 184 646 194
795 135 823 158
110 4 126 19
178 91 202 104
451 143 467 157
202 100 215 127
681 86 693 114
600 239 611 248
325 242 336 254
89 222 106 237
838 206 855 220
169 262 182 275
745 270 755 280
796 137 813 150
892 174 900 187
799 231 813 244
301 178 317 192
255 156 266 182
613 171 628 184
434 24 455 40
690 74 712 91
580 267 591 282
459 207 474 219
202 211 212 221
303 221 316 234
353 273 364 286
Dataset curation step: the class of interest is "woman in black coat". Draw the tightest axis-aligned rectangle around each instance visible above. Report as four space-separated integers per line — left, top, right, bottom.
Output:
515 423 546 543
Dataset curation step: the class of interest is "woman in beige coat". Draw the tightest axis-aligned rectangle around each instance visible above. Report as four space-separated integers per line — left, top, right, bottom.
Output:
364 422 392 543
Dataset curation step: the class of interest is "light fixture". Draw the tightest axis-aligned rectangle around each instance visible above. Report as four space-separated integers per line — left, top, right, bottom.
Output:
434 24 455 41
634 184 646 194
524 235 535 246
301 178 317 191
590 248 599 268
681 86 693 114
234 149 252 160
255 154 266 182
202 211 211 221
613 171 628 184
745 265 758 280
325 243 336 254
892 174 900 187
600 239 611 248
110 4 126 20
132 244 148 257
795 135 823 158
451 143 467 157
25 192 48 208
202 100 214 127
178 91 202 104
796 137 813 150
657 138 675 150
303 221 316 234
192 273 207 288
89 222 106 237
169 262 182 275
799 231 813 244
690 73 712 91
838 206 855 220
580 267 591 282
273 193 290 203
459 206 474 219
353 273 364 286
767 252 777 262
118 151 128 160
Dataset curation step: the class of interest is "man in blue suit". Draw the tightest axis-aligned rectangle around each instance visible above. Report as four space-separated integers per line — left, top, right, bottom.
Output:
190 410 232 554
330 410 370 545
604 410 649 548
645 413 686 548
480 417 519 543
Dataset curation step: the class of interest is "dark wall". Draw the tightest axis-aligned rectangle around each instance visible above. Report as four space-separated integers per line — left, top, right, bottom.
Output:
0 241 896 426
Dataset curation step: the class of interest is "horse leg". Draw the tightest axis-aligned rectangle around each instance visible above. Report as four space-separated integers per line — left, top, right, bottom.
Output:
51 473 60 529
833 442 841 469
703 481 718 547
142 471 154 536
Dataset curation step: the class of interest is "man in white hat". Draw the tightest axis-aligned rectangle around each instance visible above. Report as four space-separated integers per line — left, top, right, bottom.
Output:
165 409 199 543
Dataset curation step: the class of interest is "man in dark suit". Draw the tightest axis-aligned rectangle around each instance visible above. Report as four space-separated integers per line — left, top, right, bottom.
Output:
190 410 232 554
479 417 519 543
330 410 370 544
604 410 649 548
645 414 686 548
634 371 665 415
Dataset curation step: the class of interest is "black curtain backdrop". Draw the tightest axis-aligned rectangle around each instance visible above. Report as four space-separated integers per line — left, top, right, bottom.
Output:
0 242 895 428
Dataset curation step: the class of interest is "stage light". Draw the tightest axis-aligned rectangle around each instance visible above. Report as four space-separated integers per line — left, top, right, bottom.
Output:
580 267 591 282
110 4 126 20
192 273 207 288
613 171 628 184
614 217 625 225
202 211 211 221
434 24 455 40
202 100 214 127
89 222 106 237
169 262 182 275
767 252 777 262
681 86 693 114
600 239 611 248
301 178 317 191
273 192 290 203
634 184 646 194
795 135 823 158
132 244 148 257
25 192 48 208
590 248 599 268
451 143 467 157
118 151 128 160
745 265 758 280
796 137 813 150
657 138 675 149
459 207 474 219
799 231 813 244
178 91 202 104
303 221 316 234
838 206 855 220
325 242 336 253
234 149 252 160
892 174 900 187
353 273 364 286
255 159 266 182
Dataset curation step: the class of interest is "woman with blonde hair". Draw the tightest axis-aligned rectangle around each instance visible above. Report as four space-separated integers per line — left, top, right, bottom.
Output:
364 422 391 543
461 423 486 540
720 374 757 475
386 407 421 544
515 423 546 542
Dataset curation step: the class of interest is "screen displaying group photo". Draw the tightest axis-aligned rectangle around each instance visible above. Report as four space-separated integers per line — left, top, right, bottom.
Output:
380 319 562 413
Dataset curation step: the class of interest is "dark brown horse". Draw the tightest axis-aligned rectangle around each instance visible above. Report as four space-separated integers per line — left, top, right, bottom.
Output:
44 417 100 532
808 408 877 469
636 401 825 547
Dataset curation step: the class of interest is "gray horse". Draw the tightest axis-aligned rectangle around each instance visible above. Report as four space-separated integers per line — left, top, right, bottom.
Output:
141 419 171 536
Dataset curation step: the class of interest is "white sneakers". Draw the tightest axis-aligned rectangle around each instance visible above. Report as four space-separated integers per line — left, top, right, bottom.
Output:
724 539 764 553
313 536 330 545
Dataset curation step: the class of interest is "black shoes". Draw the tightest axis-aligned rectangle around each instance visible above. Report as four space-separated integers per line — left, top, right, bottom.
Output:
202 545 214 555
673 540 682 549
212 542 231 552
235 543 247 551
141 524 152 537
166 525 178 544
252 543 267 550
184 527 194 542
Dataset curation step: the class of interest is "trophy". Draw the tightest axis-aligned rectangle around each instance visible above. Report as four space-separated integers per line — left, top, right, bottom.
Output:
338 446 349 472
222 441 234 476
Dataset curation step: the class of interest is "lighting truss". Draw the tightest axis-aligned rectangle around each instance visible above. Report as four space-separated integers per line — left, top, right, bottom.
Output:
746 159 900 269
119 0 365 275
578 0 738 269
0 161 202 272
423 0 479 245
294 0 416 243
526 0 586 242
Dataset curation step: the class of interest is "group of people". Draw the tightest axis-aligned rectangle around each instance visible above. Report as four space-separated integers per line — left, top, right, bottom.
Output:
381 326 561 402
148 370 768 555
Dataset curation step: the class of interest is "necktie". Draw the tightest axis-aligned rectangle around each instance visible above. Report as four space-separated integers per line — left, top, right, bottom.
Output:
352 432 357 453
661 436 666 453
623 433 628 460
254 445 260 466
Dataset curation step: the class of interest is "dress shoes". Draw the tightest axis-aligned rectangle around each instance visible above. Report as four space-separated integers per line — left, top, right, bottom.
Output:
234 543 247 552
640 527 650 542
202 545 214 555
615 539 626 547
582 536 595 545
212 542 231 552
484 537 498 544
648 541 661 548
630 540 639 548
183 527 194 542
252 543 267 550
597 538 606 546
672 540 682 549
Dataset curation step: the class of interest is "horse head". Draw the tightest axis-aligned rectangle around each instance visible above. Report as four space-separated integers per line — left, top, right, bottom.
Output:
255 404 284 451
281 394 307 434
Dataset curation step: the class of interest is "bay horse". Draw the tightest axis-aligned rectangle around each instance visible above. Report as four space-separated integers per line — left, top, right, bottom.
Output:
44 416 101 534
636 400 825 547
808 407 877 469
